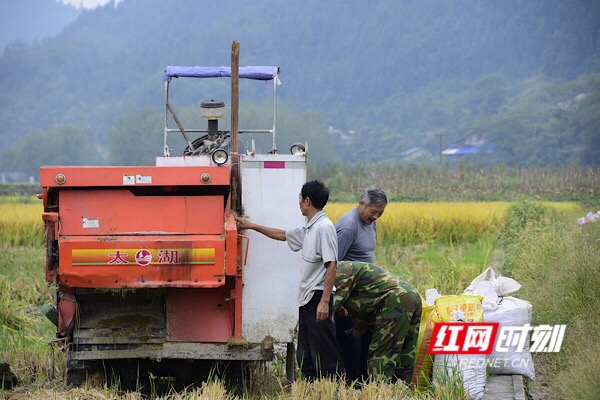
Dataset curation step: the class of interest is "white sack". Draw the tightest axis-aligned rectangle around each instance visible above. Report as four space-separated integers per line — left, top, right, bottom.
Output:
485 296 535 379
433 353 486 400
464 266 521 296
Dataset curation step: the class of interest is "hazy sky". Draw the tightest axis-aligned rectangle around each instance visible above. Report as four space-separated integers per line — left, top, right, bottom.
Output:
61 0 121 8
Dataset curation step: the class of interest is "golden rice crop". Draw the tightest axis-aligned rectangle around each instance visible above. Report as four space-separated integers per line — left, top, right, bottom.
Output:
0 201 582 247
0 203 44 246
326 201 581 244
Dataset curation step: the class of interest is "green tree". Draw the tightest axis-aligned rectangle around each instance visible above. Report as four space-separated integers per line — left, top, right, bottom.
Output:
466 73 508 117
107 107 163 165
0 125 102 179
238 101 336 164
574 76 600 165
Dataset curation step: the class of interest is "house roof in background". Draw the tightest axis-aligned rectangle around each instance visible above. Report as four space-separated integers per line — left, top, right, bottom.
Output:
442 143 494 155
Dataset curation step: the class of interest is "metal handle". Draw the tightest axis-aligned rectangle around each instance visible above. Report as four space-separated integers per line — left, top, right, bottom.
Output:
238 234 250 266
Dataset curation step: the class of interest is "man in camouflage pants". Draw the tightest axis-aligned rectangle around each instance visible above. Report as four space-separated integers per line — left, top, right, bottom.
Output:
333 261 421 384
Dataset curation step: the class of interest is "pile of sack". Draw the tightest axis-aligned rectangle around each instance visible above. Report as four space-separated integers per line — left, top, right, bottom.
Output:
577 211 600 226
412 267 534 400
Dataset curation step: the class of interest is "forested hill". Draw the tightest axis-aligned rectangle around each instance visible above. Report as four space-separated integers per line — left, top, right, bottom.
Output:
0 0 80 52
1 0 599 175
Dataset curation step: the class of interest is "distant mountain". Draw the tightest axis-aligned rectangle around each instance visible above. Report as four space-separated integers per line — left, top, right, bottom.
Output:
0 0 80 53
0 0 598 170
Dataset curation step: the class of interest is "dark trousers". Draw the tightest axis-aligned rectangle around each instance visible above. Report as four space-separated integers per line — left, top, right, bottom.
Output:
336 314 371 383
297 290 345 380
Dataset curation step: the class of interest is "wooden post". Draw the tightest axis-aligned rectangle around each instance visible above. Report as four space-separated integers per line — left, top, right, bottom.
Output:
231 41 244 341
231 41 241 214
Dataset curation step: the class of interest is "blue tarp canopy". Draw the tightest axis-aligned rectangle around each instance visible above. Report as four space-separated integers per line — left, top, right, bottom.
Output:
163 66 279 81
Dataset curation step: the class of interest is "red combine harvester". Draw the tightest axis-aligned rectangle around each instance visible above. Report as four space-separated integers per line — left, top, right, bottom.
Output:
40 56 307 389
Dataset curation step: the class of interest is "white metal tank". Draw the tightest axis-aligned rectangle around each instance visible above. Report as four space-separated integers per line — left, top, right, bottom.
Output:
240 153 306 343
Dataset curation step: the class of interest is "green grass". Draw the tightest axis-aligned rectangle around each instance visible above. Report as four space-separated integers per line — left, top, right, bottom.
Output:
0 246 59 392
500 209 600 399
377 236 496 296
377 202 600 399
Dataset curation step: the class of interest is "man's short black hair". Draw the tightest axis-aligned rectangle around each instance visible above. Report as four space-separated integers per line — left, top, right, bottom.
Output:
301 180 329 210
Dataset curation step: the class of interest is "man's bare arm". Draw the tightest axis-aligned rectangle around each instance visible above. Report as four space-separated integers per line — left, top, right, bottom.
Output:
316 260 337 322
235 216 286 241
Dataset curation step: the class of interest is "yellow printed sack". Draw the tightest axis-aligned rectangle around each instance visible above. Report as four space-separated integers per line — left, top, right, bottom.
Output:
433 294 484 322
411 297 441 391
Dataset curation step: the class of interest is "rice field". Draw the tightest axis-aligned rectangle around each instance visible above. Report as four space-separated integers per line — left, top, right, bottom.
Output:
0 196 591 399
0 199 44 247
0 200 581 248
326 201 581 245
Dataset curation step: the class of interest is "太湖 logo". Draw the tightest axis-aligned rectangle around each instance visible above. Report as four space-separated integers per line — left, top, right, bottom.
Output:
135 249 152 266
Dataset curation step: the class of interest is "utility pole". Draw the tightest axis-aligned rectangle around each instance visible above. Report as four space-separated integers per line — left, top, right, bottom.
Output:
436 133 444 165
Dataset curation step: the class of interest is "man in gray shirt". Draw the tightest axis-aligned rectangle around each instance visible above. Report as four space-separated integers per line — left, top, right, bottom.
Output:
335 186 387 382
236 180 344 380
